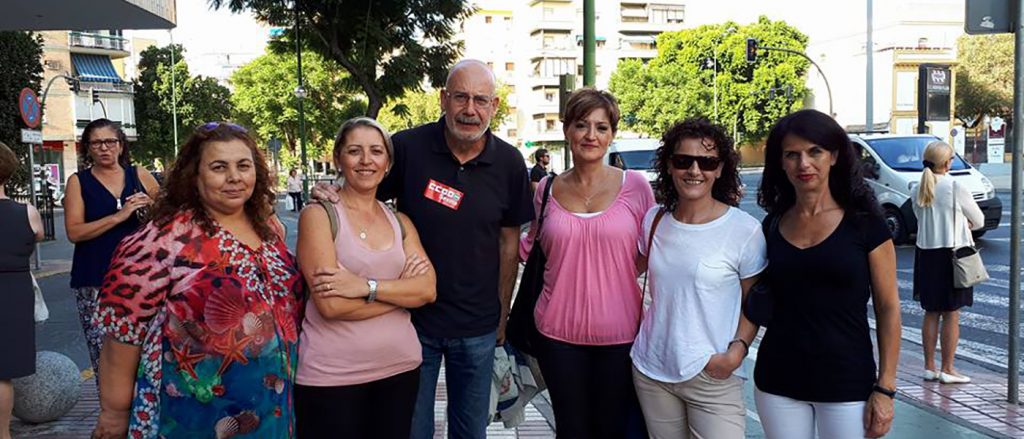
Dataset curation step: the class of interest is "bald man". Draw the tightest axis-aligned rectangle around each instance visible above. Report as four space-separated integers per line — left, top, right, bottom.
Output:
313 60 534 438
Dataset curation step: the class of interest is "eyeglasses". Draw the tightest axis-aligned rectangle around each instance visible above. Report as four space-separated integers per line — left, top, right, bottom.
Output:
88 138 120 150
670 154 722 171
198 121 248 133
444 91 495 109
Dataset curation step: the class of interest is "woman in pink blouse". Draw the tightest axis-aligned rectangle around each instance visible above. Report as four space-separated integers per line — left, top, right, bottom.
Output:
520 88 655 438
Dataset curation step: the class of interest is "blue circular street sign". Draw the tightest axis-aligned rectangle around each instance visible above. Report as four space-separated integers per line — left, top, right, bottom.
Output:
19 88 41 129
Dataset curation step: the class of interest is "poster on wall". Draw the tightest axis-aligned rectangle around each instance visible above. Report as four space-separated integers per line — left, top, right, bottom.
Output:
45 164 60 187
988 117 1006 164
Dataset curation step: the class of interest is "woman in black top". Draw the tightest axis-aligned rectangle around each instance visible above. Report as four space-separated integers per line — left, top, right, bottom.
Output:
754 110 900 439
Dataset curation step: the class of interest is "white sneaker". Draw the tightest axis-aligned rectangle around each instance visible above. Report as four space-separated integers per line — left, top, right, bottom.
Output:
922 369 939 381
939 372 971 384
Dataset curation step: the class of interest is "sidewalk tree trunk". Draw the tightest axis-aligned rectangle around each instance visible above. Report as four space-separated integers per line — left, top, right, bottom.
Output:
211 0 474 119
0 31 43 194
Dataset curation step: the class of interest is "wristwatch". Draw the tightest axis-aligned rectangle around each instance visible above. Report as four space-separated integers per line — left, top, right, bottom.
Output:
366 279 379 303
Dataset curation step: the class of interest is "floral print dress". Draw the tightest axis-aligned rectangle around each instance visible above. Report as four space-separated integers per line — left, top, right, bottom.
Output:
94 211 303 439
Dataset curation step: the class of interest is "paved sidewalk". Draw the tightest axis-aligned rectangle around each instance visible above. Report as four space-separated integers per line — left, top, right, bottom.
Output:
11 369 555 438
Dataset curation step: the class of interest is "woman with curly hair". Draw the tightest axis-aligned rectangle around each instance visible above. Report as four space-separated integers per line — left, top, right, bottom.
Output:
91 122 303 439
754 109 900 439
519 88 655 437
630 118 766 438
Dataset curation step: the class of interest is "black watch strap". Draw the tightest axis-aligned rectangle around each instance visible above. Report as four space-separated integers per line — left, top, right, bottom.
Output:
872 384 896 399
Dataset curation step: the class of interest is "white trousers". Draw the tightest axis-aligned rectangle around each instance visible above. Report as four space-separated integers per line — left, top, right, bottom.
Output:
754 388 867 439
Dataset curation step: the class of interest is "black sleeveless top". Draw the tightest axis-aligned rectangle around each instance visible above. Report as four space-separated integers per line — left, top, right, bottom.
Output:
70 165 145 288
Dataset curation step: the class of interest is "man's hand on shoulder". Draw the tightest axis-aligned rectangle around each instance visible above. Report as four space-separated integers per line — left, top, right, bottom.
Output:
311 181 342 203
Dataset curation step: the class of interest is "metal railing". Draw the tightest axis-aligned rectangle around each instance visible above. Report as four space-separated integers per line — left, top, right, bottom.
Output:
69 31 129 52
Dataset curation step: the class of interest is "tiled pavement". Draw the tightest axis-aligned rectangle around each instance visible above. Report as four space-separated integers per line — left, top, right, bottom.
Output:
12 369 556 438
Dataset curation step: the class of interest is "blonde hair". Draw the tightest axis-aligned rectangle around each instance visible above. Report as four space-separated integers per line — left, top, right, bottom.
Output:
916 140 954 207
332 117 394 172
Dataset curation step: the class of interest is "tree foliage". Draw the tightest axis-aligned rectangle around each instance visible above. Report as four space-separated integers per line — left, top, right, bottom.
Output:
0 31 43 194
955 34 1013 125
377 83 512 133
230 48 365 162
211 0 474 119
610 16 809 144
134 44 234 168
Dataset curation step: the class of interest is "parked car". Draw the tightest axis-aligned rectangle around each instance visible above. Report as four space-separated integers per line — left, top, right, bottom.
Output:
604 138 660 183
850 133 1001 244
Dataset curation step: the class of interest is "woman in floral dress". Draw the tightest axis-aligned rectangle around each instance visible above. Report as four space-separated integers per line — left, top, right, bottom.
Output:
90 122 303 439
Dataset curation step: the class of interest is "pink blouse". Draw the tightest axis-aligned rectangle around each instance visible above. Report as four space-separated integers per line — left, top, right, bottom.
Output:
519 171 655 345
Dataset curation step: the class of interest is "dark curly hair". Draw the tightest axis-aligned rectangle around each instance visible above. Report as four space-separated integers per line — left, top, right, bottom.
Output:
757 109 881 219
149 123 277 241
653 117 742 210
78 118 130 167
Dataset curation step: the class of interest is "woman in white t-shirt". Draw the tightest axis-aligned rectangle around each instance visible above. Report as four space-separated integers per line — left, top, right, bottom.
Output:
286 168 304 212
911 140 984 384
632 117 767 438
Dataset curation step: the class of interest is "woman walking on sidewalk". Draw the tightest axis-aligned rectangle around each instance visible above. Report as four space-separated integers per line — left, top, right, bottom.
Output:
286 168 303 212
754 109 901 439
63 119 159 380
0 142 44 439
912 140 984 384
631 118 765 438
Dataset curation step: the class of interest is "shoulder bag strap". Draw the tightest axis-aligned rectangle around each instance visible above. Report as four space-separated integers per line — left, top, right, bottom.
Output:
952 180 959 248
535 175 555 238
317 200 339 241
385 203 407 241
641 207 668 296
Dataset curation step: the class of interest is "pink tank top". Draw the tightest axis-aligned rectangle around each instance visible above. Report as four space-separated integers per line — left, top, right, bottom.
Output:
296 201 422 386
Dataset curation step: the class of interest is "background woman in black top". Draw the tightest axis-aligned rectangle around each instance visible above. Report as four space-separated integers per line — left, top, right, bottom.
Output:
754 109 901 439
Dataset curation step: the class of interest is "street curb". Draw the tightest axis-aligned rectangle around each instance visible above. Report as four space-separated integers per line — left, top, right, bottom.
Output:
894 392 1013 439
33 268 71 279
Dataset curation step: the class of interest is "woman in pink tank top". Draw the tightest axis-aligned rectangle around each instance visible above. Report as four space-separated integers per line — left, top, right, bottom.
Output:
295 117 437 438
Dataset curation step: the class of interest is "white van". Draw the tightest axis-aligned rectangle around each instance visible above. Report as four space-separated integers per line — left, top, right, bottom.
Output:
604 138 660 183
850 133 1001 244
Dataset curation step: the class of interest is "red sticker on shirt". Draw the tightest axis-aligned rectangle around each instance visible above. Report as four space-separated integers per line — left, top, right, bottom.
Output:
424 179 464 210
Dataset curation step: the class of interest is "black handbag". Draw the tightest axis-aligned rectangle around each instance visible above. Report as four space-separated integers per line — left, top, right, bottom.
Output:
506 176 555 357
743 213 780 327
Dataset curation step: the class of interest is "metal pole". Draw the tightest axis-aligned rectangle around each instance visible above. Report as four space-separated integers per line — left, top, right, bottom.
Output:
27 142 39 270
714 52 719 122
170 30 179 155
582 0 595 86
1008 0 1023 405
295 1 308 199
866 0 874 130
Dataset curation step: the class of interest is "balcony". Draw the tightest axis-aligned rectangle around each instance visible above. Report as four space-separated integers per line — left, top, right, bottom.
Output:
619 4 685 33
68 31 130 59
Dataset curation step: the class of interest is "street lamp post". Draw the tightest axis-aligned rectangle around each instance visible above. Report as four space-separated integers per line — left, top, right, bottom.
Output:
294 1 309 200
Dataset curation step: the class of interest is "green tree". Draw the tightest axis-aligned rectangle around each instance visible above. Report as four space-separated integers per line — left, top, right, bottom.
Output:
230 49 365 162
955 34 1013 125
0 31 43 194
211 0 473 118
610 17 809 144
134 44 234 168
378 83 511 133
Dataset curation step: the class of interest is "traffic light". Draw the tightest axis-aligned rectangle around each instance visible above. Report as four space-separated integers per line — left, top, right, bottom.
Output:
91 89 100 103
746 38 758 63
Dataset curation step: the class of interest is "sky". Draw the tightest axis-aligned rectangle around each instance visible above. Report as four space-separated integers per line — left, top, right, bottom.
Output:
131 0 271 81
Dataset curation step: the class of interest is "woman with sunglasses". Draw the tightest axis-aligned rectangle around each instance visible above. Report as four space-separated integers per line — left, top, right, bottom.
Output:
519 88 655 438
63 118 159 382
91 122 304 439
754 110 900 439
630 118 765 438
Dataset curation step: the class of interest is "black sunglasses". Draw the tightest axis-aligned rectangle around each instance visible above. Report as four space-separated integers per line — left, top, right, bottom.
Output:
670 154 721 171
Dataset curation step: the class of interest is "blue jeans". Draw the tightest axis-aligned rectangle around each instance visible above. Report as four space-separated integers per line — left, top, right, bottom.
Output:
411 330 496 439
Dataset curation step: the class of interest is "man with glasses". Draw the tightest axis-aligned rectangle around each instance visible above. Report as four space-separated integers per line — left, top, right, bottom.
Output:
313 59 533 439
529 148 554 192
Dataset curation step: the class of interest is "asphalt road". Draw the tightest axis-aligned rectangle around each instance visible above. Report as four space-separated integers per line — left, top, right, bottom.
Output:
738 172 1024 375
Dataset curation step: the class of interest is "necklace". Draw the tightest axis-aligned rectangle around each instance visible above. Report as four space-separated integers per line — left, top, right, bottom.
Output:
339 192 372 240
571 169 608 208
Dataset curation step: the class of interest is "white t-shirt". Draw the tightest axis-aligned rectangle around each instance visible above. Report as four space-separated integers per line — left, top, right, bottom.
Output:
631 205 767 383
286 175 303 193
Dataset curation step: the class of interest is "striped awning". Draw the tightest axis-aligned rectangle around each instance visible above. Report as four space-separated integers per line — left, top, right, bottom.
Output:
71 54 123 83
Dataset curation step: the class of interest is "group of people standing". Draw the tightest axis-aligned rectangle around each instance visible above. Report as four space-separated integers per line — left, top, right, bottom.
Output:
0 56 987 439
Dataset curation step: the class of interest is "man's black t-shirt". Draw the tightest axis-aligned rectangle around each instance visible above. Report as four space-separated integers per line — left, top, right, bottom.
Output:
753 211 891 402
377 118 535 338
529 164 549 183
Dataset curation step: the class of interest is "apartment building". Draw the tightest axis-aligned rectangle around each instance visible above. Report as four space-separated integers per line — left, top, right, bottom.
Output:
459 0 685 164
39 30 138 189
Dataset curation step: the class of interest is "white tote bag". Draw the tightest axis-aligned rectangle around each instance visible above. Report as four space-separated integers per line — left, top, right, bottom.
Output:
32 273 49 323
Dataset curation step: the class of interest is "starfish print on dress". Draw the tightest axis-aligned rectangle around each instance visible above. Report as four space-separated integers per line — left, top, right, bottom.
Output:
171 343 206 380
217 329 254 375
